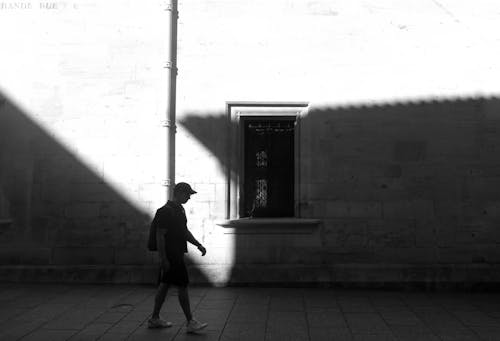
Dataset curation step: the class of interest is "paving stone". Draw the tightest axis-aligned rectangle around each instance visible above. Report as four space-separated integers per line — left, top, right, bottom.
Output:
79 296 130 310
473 298 500 313
309 327 353 341
236 290 271 306
236 296 270 307
270 297 304 312
173 329 221 341
21 329 78 341
306 310 348 328
306 305 342 313
304 294 339 311
1 285 500 341
0 319 46 340
107 303 135 314
134 312 185 328
157 312 187 326
0 307 30 324
98 332 130 340
105 318 143 334
122 310 150 322
437 333 481 341
220 322 266 341
0 287 26 301
69 323 113 340
133 297 156 312
191 309 230 330
9 295 50 309
51 291 96 305
390 333 441 341
415 311 468 331
202 288 239 300
15 303 73 323
379 310 423 325
470 326 500 341
43 308 105 330
196 298 235 311
390 325 439 339
119 290 152 306
433 296 478 311
339 298 375 313
369 297 407 312
228 305 268 323
345 313 391 334
232 299 269 310
93 311 127 324
265 327 309 341
352 333 396 341
483 311 500 320
69 334 103 341
452 310 500 326
401 294 436 308
128 325 179 341
187 287 210 298
411 305 449 314
162 297 186 314
268 311 308 328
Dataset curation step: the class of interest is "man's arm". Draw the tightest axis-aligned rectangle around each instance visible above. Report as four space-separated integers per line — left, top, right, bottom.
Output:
156 210 170 269
156 228 168 262
185 229 201 247
186 229 206 256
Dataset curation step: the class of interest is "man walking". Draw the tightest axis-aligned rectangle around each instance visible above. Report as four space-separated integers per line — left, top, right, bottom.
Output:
148 182 208 333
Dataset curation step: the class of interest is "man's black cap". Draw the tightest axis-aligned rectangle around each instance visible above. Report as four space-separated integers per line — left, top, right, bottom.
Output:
174 182 197 194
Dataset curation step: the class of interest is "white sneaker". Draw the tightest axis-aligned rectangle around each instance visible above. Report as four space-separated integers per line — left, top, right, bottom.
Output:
186 318 208 333
148 317 173 329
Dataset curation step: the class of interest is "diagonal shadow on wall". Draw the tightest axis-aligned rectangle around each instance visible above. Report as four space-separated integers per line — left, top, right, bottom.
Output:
180 96 500 286
0 91 209 284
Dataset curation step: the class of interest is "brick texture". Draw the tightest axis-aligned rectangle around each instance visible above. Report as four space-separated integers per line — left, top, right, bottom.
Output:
1 0 500 285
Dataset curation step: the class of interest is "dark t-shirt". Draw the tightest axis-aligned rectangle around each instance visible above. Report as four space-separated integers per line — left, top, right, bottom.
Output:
155 200 188 254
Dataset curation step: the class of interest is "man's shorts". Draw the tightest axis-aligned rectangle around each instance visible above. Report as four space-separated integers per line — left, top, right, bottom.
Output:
158 252 189 287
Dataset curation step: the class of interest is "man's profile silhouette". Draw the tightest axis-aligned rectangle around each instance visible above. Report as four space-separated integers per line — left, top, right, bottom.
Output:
148 182 208 333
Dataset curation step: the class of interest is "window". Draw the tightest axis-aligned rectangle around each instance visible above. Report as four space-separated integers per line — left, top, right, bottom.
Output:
227 102 308 219
242 117 295 217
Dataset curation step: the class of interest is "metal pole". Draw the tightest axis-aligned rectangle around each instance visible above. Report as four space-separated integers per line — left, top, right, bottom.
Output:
165 0 178 200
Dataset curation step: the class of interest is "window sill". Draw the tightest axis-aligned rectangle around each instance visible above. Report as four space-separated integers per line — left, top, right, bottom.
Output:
217 217 321 234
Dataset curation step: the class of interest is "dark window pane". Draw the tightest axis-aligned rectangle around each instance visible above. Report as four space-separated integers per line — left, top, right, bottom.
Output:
243 118 294 217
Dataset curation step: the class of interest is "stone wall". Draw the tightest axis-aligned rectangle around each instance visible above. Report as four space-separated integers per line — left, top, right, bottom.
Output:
179 98 500 287
300 99 500 285
1 0 500 286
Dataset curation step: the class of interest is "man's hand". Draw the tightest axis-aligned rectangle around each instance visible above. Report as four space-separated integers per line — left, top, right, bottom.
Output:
160 258 170 272
197 245 207 256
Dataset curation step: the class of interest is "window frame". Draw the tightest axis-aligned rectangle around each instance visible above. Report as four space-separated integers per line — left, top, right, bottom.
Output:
226 102 309 219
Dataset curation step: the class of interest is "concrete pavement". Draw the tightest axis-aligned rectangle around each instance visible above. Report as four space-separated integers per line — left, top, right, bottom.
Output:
1 283 500 340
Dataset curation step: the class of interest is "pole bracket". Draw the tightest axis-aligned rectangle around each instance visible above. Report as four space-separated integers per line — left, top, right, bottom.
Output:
161 120 177 130
164 61 178 75
163 2 179 17
163 2 175 11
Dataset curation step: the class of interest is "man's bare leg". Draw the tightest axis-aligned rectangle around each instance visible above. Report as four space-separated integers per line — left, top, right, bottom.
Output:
152 283 169 319
179 287 208 332
177 286 193 321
